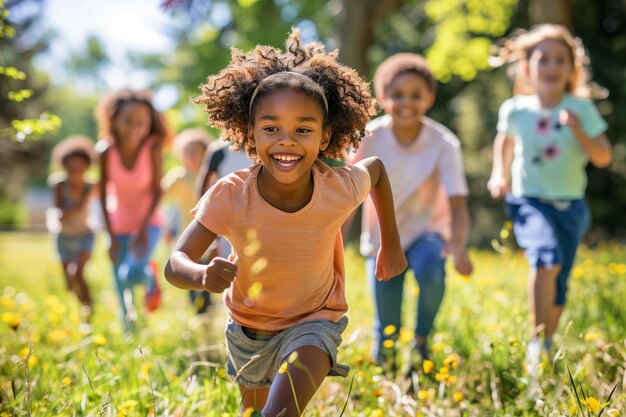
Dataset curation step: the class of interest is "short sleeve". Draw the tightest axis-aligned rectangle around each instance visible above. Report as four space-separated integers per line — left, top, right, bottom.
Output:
438 140 469 197
579 100 608 139
337 164 371 205
190 177 235 237
497 98 515 135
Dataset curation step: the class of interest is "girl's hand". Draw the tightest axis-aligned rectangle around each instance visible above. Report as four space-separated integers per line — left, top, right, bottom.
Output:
131 229 148 258
559 109 581 131
375 246 408 281
108 236 119 263
487 174 510 199
443 242 473 276
202 257 238 292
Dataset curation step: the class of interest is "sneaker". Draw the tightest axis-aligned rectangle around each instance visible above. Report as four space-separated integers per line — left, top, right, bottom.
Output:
525 338 541 376
145 261 162 312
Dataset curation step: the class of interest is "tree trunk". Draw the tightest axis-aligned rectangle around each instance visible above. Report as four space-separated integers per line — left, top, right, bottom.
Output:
528 0 573 30
336 0 404 76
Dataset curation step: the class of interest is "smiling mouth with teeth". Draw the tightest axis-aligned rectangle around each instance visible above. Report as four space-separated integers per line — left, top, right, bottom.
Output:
272 153 303 168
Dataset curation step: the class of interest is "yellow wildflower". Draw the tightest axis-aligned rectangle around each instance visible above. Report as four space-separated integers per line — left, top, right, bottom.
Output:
422 360 434 374
371 410 384 417
431 342 445 353
383 325 396 336
417 390 429 400
383 339 395 349
399 328 415 345
444 354 459 369
411 287 420 296
584 331 599 342
372 388 383 397
606 408 619 417
61 376 72 386
582 397 601 413
278 362 288 374
92 334 107 346
453 391 464 403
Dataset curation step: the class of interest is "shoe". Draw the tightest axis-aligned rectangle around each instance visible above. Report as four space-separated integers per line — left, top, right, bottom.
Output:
525 338 541 376
145 261 162 312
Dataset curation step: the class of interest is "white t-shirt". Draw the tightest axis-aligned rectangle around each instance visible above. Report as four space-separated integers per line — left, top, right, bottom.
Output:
348 115 468 257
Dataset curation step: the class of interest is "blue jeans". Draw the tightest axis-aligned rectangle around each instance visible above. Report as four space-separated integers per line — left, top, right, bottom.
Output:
111 225 161 319
505 195 590 305
367 232 446 363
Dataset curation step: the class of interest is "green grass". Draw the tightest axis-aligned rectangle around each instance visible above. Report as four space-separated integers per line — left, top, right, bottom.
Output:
1 232 625 416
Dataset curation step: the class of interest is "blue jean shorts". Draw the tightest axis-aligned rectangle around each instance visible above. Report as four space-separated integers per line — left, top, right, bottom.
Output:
505 195 590 305
225 316 349 388
56 232 95 263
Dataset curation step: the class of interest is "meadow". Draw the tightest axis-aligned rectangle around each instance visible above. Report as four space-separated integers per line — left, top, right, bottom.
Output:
0 231 625 416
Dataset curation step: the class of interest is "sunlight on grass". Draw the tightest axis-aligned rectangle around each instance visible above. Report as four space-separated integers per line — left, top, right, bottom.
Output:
1 232 625 416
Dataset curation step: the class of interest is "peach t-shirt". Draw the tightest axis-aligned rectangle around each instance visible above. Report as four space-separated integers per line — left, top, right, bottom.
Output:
349 115 468 257
192 159 371 331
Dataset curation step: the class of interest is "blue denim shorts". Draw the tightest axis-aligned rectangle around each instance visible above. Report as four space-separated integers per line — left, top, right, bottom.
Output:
505 195 590 304
56 232 94 263
225 316 349 388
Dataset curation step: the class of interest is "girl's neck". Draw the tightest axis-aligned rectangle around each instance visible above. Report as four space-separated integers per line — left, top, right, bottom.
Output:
391 120 423 146
536 91 566 109
257 167 314 213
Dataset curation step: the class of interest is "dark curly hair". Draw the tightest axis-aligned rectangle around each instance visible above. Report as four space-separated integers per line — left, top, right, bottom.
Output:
373 53 437 103
94 88 173 148
194 28 376 161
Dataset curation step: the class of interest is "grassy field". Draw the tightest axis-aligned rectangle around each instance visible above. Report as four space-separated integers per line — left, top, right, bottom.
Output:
0 232 625 416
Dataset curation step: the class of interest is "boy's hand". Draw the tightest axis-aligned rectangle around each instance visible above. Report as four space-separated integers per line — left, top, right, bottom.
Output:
203 257 238 292
375 246 408 281
443 242 473 276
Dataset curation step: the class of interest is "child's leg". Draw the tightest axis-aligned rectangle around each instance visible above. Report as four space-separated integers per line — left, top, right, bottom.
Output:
261 345 331 417
366 257 407 365
408 233 446 353
74 250 92 306
528 264 561 339
112 234 134 322
547 200 591 340
239 385 270 414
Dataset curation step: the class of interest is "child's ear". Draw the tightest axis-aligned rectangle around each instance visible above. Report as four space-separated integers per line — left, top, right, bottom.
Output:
319 127 331 151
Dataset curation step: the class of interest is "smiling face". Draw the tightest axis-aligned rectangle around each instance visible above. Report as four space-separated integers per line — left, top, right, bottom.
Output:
113 101 152 148
527 39 574 100
381 71 435 134
250 88 330 191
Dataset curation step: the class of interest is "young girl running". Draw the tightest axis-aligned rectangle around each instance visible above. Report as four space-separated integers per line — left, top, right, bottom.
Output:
487 24 612 371
96 89 172 330
165 29 407 416
49 135 97 313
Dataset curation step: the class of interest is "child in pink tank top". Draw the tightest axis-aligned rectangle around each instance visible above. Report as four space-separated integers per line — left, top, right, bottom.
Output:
96 89 172 331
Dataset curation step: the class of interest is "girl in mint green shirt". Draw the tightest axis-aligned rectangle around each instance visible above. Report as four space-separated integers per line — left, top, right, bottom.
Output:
487 24 612 373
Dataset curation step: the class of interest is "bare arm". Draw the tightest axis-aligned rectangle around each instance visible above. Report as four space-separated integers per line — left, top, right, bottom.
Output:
560 110 612 168
355 157 407 280
487 133 515 199
98 147 114 236
447 196 473 275
164 220 237 293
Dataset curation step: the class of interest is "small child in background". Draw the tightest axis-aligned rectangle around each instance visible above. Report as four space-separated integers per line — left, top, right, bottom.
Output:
346 53 473 373
48 135 97 314
165 29 406 416
161 128 211 313
96 88 173 330
487 24 612 372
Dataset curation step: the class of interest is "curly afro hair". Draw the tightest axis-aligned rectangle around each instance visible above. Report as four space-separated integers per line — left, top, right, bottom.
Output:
194 28 376 161
94 88 173 148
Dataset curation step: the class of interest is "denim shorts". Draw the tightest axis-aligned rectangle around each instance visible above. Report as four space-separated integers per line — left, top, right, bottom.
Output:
225 316 350 388
56 232 94 263
505 195 590 304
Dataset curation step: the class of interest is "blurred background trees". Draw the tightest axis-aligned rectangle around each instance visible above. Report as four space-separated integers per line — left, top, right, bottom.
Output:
1 0 624 243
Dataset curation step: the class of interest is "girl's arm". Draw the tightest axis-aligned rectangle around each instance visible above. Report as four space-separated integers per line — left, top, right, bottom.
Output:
139 141 164 233
487 133 514 199
446 196 473 276
165 220 237 293
98 148 114 235
355 157 407 280
560 110 612 168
